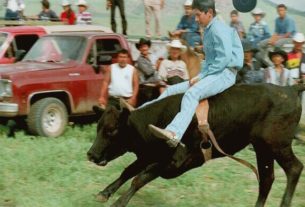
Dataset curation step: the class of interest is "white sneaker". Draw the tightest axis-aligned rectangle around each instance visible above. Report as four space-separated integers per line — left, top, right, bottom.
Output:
148 124 183 148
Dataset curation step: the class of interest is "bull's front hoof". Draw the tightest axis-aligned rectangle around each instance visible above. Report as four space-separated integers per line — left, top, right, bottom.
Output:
96 192 110 203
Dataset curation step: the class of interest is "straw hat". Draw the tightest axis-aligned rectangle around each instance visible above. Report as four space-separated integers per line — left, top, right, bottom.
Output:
76 0 88 7
251 8 265 17
293 33 305 43
184 0 193 6
166 40 187 52
62 0 70 6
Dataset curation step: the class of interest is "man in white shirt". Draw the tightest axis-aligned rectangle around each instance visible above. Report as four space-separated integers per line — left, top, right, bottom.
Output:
99 49 139 108
4 0 25 20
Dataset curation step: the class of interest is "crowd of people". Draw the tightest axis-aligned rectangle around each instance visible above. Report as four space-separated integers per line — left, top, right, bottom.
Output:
3 0 92 25
2 1 305 104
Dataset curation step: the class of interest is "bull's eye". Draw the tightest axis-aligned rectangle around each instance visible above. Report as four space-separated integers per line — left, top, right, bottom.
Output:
105 128 118 137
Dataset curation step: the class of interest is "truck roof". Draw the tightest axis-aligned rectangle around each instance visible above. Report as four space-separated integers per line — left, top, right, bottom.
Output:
45 32 124 39
0 25 113 34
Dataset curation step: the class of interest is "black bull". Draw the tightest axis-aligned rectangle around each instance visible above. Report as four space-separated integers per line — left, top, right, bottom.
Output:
87 83 305 207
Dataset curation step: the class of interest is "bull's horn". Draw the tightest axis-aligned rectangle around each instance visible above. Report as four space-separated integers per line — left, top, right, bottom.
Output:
120 98 135 112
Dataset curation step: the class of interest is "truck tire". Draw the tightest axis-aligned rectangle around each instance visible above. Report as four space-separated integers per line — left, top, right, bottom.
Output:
27 98 68 137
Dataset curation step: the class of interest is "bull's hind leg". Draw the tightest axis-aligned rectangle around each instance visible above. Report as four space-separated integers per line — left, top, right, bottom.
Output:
273 145 303 207
110 163 161 207
253 142 275 207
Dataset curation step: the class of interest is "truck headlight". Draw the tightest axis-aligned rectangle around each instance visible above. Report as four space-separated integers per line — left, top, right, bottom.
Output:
0 79 13 97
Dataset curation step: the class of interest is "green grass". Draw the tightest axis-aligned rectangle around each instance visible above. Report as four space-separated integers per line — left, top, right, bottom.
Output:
0 124 305 207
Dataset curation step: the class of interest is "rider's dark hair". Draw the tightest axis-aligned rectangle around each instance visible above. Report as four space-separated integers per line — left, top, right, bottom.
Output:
192 0 216 17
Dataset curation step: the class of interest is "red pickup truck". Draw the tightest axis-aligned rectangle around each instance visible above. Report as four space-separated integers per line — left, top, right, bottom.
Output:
0 32 132 137
0 25 113 64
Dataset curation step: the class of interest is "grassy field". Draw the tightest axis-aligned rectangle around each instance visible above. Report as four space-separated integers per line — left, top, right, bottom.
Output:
0 124 305 207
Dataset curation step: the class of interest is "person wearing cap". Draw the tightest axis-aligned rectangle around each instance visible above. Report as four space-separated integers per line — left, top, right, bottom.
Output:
106 0 127 35
60 0 76 25
286 33 305 84
141 0 243 148
143 0 165 38
247 8 271 48
230 10 246 40
158 39 189 85
265 48 292 86
76 0 92 25
136 38 161 84
171 0 201 48
36 0 59 21
4 0 25 20
237 41 264 84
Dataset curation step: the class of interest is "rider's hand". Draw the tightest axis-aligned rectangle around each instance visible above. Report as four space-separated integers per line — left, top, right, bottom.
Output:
189 76 200 87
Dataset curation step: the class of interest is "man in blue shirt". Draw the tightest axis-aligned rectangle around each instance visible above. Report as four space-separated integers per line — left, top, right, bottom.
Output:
258 4 297 66
171 0 201 48
141 0 243 147
247 8 271 48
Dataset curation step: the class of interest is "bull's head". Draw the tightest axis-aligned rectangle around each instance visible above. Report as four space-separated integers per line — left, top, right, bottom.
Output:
87 105 130 166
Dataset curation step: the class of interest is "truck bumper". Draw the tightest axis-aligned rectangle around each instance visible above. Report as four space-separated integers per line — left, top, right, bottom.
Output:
0 103 18 117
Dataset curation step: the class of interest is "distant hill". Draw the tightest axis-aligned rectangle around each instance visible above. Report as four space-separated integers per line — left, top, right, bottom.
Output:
0 0 304 36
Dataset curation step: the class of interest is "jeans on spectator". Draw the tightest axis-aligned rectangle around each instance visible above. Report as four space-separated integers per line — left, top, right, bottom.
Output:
111 0 127 35
182 32 201 48
5 9 19 20
144 4 161 37
140 68 237 139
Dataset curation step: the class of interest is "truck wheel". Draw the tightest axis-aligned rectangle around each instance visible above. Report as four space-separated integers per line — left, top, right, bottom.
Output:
27 98 68 137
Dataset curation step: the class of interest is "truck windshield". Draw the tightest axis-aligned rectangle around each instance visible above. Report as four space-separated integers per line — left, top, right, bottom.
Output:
0 33 8 49
23 36 86 63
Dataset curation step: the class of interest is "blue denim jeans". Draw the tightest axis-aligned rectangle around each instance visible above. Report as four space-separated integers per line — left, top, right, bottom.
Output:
141 68 237 139
5 9 20 20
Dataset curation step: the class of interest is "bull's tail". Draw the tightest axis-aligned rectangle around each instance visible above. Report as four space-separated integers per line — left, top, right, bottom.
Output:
292 84 305 93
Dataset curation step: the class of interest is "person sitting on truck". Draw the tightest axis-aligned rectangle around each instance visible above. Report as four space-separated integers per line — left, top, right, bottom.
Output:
60 0 76 25
99 49 139 108
170 0 201 48
76 0 92 25
136 38 162 84
37 0 59 21
4 0 25 20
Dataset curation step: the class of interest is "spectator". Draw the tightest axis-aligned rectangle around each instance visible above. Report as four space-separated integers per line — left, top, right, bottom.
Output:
4 0 25 20
247 8 271 48
158 39 189 85
265 48 291 86
37 0 59 21
171 0 201 48
60 0 76 25
76 0 92 25
258 4 297 66
99 49 139 108
237 41 264 84
143 0 164 39
230 10 246 39
287 33 305 84
106 0 127 35
136 38 161 84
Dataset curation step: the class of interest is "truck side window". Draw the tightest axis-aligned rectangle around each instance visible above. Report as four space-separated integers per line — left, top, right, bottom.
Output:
14 35 39 53
96 39 121 56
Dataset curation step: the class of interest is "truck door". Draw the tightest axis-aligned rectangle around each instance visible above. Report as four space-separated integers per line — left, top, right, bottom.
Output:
84 37 123 110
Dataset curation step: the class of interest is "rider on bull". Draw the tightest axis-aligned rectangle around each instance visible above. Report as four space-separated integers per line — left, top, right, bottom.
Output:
130 0 244 148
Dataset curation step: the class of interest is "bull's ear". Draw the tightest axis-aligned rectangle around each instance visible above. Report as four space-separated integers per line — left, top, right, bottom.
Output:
92 105 105 117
